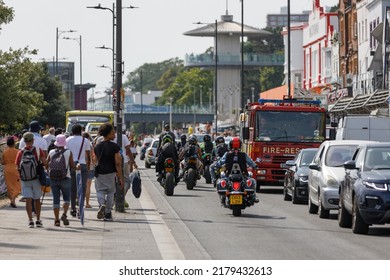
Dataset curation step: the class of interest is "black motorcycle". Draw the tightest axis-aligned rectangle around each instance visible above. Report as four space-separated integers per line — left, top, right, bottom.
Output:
160 158 176 196
216 163 257 216
182 156 198 190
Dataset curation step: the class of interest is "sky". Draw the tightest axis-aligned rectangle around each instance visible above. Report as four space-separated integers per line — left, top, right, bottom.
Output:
0 0 337 94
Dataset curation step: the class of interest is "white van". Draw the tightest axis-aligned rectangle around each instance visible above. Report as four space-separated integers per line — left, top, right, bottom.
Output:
335 115 390 142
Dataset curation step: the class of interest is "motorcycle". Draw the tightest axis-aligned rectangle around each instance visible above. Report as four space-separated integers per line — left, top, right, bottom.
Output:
202 152 212 184
216 163 257 216
182 156 199 190
160 158 176 196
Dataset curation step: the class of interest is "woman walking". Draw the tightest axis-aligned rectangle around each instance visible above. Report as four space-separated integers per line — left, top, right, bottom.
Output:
1 137 21 208
47 134 76 226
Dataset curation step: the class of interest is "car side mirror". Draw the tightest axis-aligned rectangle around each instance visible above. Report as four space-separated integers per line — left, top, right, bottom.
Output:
285 160 296 167
344 160 357 170
309 163 320 171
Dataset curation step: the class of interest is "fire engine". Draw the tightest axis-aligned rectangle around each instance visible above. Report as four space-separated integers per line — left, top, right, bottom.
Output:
241 98 327 191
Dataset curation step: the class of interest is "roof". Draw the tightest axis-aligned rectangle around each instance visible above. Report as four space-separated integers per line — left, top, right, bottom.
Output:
183 14 271 37
329 90 390 115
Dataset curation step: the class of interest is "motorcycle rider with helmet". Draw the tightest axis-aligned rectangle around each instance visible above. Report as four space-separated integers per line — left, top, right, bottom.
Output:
179 135 203 178
177 134 187 151
214 137 259 203
156 134 180 184
210 136 229 185
157 123 176 155
201 134 214 154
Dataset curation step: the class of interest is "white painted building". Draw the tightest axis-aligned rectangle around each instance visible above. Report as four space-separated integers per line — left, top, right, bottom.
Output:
302 0 338 91
356 0 390 95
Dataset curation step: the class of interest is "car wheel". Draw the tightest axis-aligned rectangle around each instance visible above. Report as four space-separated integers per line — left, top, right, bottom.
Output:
352 195 369 234
308 195 318 214
338 194 352 228
318 193 330 219
283 186 291 201
292 185 299 204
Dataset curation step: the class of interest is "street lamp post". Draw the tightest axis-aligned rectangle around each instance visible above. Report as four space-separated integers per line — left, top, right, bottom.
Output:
169 97 173 130
63 35 83 109
193 86 196 130
97 65 114 109
240 0 245 111
195 20 218 134
96 45 115 92
56 28 76 76
199 85 203 110
251 87 255 103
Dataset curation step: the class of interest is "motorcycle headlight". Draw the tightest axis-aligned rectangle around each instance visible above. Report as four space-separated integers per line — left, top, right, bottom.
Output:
363 181 388 191
325 175 339 188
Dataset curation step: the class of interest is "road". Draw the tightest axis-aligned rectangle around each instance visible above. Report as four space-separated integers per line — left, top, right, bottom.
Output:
141 161 390 260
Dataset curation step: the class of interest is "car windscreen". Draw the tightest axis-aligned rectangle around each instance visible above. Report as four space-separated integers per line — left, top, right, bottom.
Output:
299 150 317 166
325 145 357 167
364 148 390 171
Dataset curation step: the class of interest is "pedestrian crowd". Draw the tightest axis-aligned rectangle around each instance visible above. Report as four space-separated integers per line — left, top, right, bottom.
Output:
0 120 138 228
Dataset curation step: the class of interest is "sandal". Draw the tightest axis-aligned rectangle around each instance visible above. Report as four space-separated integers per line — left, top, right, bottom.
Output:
54 220 60 227
61 214 70 226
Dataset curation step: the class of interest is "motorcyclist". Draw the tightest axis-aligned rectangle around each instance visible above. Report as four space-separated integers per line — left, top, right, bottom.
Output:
210 136 229 185
201 134 214 154
157 123 176 155
177 134 187 151
156 134 180 184
179 135 203 178
214 137 259 203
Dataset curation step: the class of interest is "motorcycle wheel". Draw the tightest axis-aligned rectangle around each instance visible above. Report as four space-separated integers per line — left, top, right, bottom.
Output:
204 164 211 184
186 168 196 190
164 173 175 196
232 205 242 217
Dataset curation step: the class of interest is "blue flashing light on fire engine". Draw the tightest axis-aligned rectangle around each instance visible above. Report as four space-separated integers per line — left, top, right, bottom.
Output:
258 98 321 106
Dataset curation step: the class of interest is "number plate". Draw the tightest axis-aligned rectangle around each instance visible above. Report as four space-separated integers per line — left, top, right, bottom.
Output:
229 195 243 205
188 158 197 164
165 168 173 173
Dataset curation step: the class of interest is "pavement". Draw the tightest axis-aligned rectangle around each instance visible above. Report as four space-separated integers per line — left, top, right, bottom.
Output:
0 176 184 260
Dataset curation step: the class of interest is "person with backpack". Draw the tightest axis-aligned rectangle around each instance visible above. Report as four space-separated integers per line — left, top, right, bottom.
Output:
15 132 47 228
47 134 76 226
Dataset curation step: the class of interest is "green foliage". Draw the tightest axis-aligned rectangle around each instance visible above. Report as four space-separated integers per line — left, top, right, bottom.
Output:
0 48 67 134
124 58 183 92
259 66 284 92
156 68 213 106
0 1 14 25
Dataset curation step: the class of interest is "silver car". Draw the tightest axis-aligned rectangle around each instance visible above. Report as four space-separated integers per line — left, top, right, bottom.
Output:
308 140 372 218
144 138 159 169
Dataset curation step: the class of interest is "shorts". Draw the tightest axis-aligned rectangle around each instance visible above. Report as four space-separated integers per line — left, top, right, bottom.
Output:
21 178 42 200
88 169 95 180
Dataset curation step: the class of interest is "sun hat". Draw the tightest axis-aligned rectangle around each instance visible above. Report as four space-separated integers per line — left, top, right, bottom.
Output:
23 132 34 142
54 134 67 147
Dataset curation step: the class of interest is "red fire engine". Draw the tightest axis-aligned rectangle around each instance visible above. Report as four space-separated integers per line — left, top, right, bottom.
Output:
241 98 326 191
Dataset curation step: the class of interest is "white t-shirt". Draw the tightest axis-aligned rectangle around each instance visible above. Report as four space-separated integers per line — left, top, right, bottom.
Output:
113 134 131 163
65 135 90 164
19 132 48 152
43 133 56 146
48 149 72 178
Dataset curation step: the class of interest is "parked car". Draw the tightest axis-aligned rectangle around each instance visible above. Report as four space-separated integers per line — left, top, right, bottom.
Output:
140 137 154 160
339 142 390 234
308 140 371 218
283 148 318 204
144 139 159 169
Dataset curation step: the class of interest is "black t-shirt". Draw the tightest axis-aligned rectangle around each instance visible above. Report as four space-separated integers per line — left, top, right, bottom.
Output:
94 140 121 174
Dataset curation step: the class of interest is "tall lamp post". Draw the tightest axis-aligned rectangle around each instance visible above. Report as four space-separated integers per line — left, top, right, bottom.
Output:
97 65 114 109
195 20 218 134
96 45 115 92
56 28 76 76
240 0 245 111
169 97 173 130
251 87 255 103
87 3 116 89
63 35 83 109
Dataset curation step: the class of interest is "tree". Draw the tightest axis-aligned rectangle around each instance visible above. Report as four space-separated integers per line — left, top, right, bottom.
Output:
124 58 183 92
0 1 13 25
0 48 45 133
